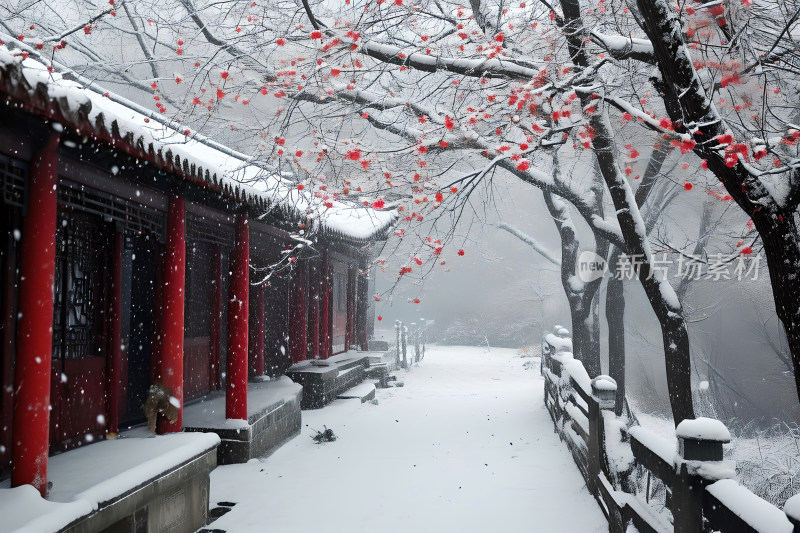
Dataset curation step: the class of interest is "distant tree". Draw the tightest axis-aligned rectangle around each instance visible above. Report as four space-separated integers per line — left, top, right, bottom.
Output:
498 157 607 378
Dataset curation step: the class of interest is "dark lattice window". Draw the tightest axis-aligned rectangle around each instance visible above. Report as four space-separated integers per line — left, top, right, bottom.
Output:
334 271 347 312
59 180 165 238
185 239 214 338
52 211 110 360
0 154 26 209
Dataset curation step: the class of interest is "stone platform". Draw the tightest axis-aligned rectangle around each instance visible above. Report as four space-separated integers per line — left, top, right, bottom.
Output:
0 432 219 533
183 377 303 465
285 352 375 409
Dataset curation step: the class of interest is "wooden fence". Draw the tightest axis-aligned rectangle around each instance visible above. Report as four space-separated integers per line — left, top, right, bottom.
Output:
541 329 800 533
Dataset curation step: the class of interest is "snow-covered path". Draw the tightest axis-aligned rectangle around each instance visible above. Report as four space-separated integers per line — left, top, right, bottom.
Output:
205 346 606 532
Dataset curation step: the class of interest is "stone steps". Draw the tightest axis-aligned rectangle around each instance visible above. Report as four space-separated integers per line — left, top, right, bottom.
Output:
336 382 376 403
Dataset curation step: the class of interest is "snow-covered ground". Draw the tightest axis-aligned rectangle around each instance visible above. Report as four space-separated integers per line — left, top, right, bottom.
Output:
205 345 606 532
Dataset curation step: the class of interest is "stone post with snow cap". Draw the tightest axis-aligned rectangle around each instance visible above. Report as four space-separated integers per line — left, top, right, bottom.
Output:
673 417 732 533
590 375 617 410
677 417 730 462
588 375 617 493
542 331 572 378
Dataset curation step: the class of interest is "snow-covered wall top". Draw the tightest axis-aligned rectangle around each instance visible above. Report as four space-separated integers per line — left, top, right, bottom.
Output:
0 45 398 243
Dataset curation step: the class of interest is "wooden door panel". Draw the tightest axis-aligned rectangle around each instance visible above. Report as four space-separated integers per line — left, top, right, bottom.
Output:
331 267 347 354
184 337 211 401
50 211 110 450
61 357 106 445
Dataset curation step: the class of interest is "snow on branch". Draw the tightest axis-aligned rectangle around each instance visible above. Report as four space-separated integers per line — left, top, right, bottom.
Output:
589 32 655 64
359 41 540 80
331 85 446 127
294 81 625 249
41 4 120 43
297 86 476 152
497 222 561 266
590 92 682 139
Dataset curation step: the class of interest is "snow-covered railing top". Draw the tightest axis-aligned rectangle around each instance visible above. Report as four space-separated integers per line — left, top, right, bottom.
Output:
542 332 573 355
0 45 398 244
541 327 800 533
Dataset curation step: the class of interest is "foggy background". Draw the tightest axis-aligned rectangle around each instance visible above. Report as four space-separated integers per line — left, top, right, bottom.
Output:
372 170 800 425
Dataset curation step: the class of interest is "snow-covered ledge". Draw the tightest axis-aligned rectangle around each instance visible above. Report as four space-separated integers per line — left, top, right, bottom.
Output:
0 432 219 533
183 377 302 464
285 351 370 409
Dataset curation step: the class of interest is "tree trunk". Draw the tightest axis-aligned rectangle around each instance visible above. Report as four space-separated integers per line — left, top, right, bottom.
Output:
592 115 694 425
605 144 671 417
590 294 601 365
675 198 714 302
560 0 695 424
758 219 800 404
571 306 600 377
543 187 605 378
606 248 626 416
635 0 800 413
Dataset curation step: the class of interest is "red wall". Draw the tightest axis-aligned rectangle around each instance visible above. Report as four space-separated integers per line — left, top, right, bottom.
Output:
289 265 308 363
184 337 211 401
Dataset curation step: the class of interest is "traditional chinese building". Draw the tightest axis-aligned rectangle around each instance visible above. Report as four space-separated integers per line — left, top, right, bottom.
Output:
0 45 395 532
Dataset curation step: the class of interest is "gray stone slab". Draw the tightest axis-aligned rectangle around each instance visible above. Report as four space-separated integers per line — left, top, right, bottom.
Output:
61 447 217 533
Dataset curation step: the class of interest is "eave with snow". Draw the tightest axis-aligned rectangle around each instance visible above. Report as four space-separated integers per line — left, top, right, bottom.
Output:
0 44 395 533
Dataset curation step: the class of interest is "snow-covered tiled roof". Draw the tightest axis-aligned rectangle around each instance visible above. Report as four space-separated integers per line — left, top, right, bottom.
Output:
0 45 398 244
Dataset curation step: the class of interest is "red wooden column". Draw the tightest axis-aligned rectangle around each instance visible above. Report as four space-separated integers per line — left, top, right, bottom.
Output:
309 262 320 358
226 213 249 420
158 196 186 433
11 131 60 495
249 284 265 377
321 253 331 359
209 245 222 390
105 231 124 438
